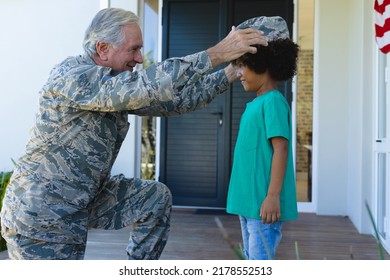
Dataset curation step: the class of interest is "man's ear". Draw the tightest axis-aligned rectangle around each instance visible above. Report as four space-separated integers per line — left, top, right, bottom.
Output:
96 42 110 61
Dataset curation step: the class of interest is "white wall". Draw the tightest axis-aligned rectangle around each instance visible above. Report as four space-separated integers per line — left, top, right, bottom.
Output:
314 0 377 234
313 0 350 215
0 0 99 171
346 0 366 232
347 0 377 234
0 0 142 177
360 0 377 234
345 0 376 234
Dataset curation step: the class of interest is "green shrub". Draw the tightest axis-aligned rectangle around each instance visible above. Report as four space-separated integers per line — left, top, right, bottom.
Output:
0 171 13 252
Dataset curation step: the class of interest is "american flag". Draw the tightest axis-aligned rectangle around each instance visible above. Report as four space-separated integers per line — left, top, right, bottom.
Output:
375 0 390 53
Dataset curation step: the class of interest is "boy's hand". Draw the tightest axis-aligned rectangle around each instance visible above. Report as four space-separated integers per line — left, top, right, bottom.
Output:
260 194 281 224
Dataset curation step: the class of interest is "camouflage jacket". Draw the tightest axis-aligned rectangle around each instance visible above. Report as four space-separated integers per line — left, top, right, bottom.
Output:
1 51 229 243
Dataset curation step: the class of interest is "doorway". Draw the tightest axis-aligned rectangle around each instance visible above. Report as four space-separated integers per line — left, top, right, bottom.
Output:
296 0 314 205
159 0 294 208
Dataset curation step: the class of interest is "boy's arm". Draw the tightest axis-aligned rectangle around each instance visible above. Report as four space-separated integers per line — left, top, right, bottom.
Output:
260 136 288 224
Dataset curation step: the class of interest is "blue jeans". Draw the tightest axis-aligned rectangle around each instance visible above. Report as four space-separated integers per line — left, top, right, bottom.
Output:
239 216 283 260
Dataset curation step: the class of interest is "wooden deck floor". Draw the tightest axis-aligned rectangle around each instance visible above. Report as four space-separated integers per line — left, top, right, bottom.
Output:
84 208 390 260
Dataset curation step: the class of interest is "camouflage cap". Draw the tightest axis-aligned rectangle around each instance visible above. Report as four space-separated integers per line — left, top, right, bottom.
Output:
237 16 290 41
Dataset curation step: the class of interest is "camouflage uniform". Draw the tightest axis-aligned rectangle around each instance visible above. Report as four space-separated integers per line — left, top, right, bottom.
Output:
0 51 229 259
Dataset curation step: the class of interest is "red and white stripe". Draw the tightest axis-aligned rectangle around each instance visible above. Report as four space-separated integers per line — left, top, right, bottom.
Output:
375 0 390 53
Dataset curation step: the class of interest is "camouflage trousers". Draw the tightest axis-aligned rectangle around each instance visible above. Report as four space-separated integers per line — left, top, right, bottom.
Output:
1 176 172 260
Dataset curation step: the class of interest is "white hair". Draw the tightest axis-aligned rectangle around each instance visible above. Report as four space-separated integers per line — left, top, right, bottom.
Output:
83 8 139 57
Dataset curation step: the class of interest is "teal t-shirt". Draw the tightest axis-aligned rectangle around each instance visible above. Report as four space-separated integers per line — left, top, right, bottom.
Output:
226 90 298 221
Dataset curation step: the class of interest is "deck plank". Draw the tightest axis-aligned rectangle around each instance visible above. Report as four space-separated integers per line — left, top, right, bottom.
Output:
1 209 387 260
83 209 390 260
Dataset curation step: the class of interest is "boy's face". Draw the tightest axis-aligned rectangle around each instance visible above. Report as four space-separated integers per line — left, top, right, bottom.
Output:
236 63 267 93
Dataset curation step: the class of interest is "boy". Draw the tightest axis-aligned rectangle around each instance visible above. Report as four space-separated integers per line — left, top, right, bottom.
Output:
226 16 299 260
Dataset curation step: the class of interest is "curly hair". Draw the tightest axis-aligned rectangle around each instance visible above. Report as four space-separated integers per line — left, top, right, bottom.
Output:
232 39 299 82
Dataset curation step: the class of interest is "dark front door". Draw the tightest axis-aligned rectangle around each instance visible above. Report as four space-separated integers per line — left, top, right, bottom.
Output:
160 0 294 208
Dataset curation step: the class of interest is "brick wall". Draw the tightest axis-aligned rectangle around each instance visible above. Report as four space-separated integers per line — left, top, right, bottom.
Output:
296 49 313 173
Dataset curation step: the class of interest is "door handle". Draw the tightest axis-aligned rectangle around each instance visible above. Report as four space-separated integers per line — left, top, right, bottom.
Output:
210 110 223 126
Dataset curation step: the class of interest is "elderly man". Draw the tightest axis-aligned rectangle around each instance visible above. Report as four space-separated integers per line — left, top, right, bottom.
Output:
0 8 267 260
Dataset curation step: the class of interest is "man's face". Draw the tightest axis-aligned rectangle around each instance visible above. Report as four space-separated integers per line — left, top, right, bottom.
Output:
104 24 144 72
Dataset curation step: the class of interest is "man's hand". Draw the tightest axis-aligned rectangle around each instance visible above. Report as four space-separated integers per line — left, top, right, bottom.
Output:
207 26 268 68
223 63 239 83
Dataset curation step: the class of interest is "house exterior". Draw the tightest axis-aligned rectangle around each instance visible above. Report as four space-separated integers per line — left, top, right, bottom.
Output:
0 0 389 254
